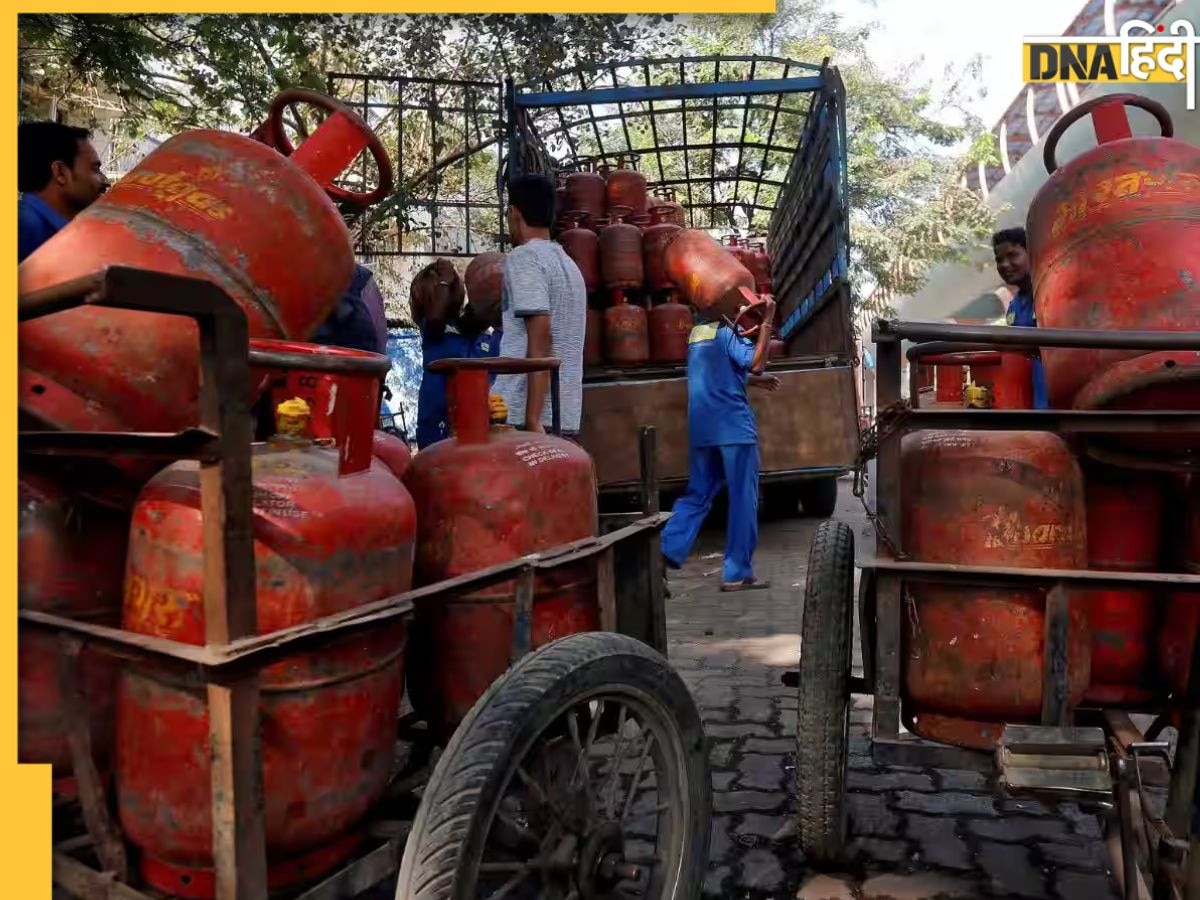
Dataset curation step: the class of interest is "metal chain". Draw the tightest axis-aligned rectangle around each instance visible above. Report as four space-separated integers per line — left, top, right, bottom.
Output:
852 399 913 560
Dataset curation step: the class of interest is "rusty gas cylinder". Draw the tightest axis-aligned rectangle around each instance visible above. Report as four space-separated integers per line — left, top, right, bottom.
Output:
1029 95 1200 430
652 188 686 227
603 154 648 215
465 252 505 312
900 430 1089 750
599 208 645 291
1080 465 1164 705
117 396 416 898
606 293 650 365
373 430 412 480
19 88 394 441
643 205 682 292
649 296 692 363
1160 477 1200 698
585 306 605 367
747 241 773 294
18 472 128 794
558 213 601 294
769 339 787 360
402 358 599 734
663 229 757 321
565 171 607 220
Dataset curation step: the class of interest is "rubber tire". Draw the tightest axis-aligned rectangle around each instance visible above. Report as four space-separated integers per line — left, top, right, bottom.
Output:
395 632 711 900
795 519 854 866
762 485 802 520
799 476 839 519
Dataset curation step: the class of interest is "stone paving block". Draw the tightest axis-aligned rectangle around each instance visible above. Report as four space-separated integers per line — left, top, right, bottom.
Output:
1002 798 1053 817
905 813 972 870
737 694 777 723
969 816 1069 843
796 874 858 899
695 683 735 709
862 873 979 899
737 848 786 892
735 812 789 839
736 752 788 791
846 769 935 792
712 771 736 791
846 791 902 837
1057 803 1103 839
744 737 794 754
709 741 734 768
894 790 999 817
706 722 775 739
709 816 734 862
934 768 991 792
1037 838 1109 872
978 841 1048 899
1053 869 1118 900
713 789 785 813
702 865 731 898
849 836 912 864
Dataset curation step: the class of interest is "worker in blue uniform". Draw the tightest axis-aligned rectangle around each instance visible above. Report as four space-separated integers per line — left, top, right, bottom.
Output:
415 258 503 449
18 121 109 261
661 296 781 591
993 227 1049 409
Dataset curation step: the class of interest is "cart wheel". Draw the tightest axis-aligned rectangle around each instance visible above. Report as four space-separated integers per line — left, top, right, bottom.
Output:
799 477 839 519
795 520 854 866
395 632 711 900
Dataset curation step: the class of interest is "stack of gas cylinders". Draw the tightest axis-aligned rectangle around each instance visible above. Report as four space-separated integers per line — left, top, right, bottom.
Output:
16 90 602 900
551 156 782 367
898 94 1199 751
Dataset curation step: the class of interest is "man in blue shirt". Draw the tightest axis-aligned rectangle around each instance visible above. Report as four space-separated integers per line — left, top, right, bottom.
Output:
18 121 109 262
414 258 502 449
661 297 781 591
993 227 1049 409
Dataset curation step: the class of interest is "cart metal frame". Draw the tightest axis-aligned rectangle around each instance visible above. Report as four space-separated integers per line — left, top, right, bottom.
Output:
19 266 671 900
856 318 1200 899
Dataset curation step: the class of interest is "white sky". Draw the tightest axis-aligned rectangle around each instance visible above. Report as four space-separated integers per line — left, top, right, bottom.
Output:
838 0 1089 125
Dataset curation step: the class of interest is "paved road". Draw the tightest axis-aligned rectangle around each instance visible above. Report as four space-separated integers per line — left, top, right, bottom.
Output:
666 477 1119 900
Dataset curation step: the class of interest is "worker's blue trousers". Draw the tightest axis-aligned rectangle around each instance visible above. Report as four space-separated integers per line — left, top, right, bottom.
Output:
661 443 759 583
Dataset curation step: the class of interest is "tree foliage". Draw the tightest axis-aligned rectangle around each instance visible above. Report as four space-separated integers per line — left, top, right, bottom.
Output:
19 7 996 319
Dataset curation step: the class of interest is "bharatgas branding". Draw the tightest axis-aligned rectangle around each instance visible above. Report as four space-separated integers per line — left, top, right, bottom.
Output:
118 167 236 221
1022 10 1198 110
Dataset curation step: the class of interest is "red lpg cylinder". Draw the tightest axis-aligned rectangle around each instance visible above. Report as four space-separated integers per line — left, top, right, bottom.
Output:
558 214 601 293
1160 478 1200 698
18 472 129 791
116 397 416 898
652 188 686 227
1082 466 1165 705
935 368 964 404
1028 95 1200 425
403 358 599 733
900 430 1089 750
373 430 412 481
747 241 772 295
465 252 506 312
769 339 787 360
603 155 648 215
664 230 757 321
565 171 607 220
605 295 651 365
963 351 1035 410
19 89 394 440
599 208 645 291
649 297 692 363
585 306 605 367
643 205 682 292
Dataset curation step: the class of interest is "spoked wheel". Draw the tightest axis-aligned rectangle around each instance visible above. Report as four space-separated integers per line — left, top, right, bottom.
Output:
795 520 855 865
396 632 711 900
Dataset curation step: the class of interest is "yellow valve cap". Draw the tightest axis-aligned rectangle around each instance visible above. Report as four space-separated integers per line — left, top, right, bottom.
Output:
275 397 312 436
488 393 508 424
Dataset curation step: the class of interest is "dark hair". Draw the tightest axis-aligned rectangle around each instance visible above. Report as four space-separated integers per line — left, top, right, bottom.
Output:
507 173 556 229
18 121 92 193
992 227 1027 250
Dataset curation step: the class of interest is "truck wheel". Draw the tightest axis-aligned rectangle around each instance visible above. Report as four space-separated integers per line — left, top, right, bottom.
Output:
795 520 854 866
395 632 711 900
799 476 839 518
762 485 801 520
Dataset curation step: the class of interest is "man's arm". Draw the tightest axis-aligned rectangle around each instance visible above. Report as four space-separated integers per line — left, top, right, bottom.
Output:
747 298 776 375
523 314 552 432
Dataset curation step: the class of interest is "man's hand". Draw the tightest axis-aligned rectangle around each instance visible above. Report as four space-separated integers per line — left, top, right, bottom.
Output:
750 374 781 392
488 393 508 423
523 420 546 434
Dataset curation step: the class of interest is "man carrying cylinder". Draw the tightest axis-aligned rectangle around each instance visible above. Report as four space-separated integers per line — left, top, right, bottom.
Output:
661 295 781 591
